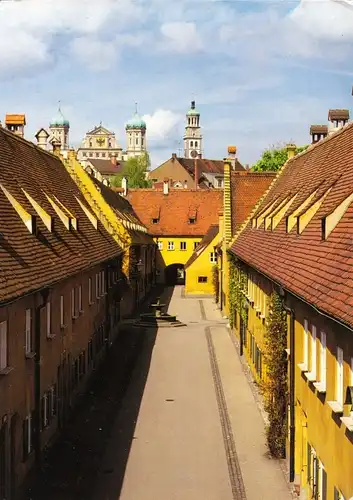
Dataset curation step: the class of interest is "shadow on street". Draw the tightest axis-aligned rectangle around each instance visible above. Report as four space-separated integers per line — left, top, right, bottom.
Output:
21 286 175 500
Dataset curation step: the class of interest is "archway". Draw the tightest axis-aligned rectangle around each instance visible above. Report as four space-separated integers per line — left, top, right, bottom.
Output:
164 264 185 285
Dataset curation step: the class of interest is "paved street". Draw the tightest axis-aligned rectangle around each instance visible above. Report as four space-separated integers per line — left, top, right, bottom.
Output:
87 286 292 500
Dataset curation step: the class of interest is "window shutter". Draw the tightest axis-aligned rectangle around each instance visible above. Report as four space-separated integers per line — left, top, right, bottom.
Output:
25 309 31 353
40 397 45 431
321 468 327 500
0 321 7 370
307 443 312 485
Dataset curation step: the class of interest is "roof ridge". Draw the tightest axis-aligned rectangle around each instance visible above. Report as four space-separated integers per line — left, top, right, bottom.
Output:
0 126 62 162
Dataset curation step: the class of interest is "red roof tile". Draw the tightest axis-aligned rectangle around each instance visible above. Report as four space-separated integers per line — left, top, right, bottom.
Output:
88 159 125 175
0 128 122 303
126 189 222 236
230 172 276 233
178 157 244 180
230 122 353 328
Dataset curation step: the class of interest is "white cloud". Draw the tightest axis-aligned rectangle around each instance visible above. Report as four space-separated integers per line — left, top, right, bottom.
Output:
290 0 353 40
160 22 203 53
71 37 119 71
142 109 182 140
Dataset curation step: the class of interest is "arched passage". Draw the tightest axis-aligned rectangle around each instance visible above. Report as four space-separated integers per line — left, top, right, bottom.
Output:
164 264 185 285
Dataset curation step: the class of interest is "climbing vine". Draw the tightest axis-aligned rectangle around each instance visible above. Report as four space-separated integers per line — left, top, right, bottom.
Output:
228 253 248 328
262 292 288 458
211 265 219 303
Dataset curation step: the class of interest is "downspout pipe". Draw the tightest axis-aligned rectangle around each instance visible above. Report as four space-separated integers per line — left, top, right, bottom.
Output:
282 301 295 483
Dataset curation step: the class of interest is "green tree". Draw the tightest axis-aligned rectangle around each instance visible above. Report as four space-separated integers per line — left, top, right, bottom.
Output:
110 152 152 188
251 144 308 172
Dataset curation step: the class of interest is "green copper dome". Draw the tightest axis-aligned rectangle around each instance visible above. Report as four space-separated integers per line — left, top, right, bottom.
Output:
125 111 146 130
187 100 199 116
50 107 70 128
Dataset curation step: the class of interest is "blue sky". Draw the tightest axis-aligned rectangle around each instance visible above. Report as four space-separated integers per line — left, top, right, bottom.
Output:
1 0 353 169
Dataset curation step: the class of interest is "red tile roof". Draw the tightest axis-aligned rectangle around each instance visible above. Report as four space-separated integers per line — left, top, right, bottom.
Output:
126 189 222 236
178 157 244 181
88 159 125 175
185 224 219 268
0 128 122 303
230 172 277 233
230 122 353 328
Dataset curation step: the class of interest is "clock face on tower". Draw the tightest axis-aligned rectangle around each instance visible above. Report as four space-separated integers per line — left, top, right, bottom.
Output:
190 149 198 158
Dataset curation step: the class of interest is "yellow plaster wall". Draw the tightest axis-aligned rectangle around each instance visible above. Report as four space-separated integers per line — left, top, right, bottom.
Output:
293 308 353 499
185 233 219 295
155 236 202 270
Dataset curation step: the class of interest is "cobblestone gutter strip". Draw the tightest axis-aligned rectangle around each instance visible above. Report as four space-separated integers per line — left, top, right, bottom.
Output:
227 328 297 499
205 326 247 500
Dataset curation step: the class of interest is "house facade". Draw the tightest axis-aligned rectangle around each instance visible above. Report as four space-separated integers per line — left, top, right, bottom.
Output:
229 125 353 499
125 182 222 285
0 127 153 498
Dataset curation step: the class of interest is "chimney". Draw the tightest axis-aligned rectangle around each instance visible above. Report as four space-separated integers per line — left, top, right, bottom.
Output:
286 144 296 160
194 155 199 190
227 146 237 169
5 114 26 138
328 109 349 135
67 148 76 160
35 128 49 150
111 153 117 166
122 176 128 196
163 178 169 195
51 138 62 156
310 125 328 144
223 159 232 244
172 153 177 161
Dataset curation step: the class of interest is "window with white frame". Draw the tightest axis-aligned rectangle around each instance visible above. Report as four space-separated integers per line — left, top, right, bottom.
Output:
23 414 32 458
168 241 174 251
209 252 217 263
307 325 317 381
46 302 51 337
180 241 187 251
193 241 199 250
158 241 163 251
88 277 93 304
318 331 326 391
78 285 83 312
25 309 33 355
300 319 309 371
71 289 77 318
336 347 344 408
318 461 327 500
0 321 8 371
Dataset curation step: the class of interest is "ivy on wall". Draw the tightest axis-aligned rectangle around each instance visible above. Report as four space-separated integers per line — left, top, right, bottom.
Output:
262 292 288 458
228 253 248 328
212 265 219 303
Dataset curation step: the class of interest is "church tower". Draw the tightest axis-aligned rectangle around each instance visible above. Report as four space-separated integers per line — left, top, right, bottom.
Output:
125 105 147 158
183 100 202 159
49 104 70 151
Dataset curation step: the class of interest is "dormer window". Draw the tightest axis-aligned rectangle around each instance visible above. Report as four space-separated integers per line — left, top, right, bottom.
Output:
189 217 196 224
152 218 159 224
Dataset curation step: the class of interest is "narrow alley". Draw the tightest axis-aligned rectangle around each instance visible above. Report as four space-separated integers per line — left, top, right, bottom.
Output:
24 286 292 500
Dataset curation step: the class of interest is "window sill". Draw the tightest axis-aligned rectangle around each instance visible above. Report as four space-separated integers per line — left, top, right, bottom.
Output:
313 382 326 393
88 301 94 306
0 366 14 376
25 352 36 360
304 371 316 382
297 362 308 372
327 400 343 414
60 324 67 331
47 334 56 340
72 315 79 320
340 415 353 432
